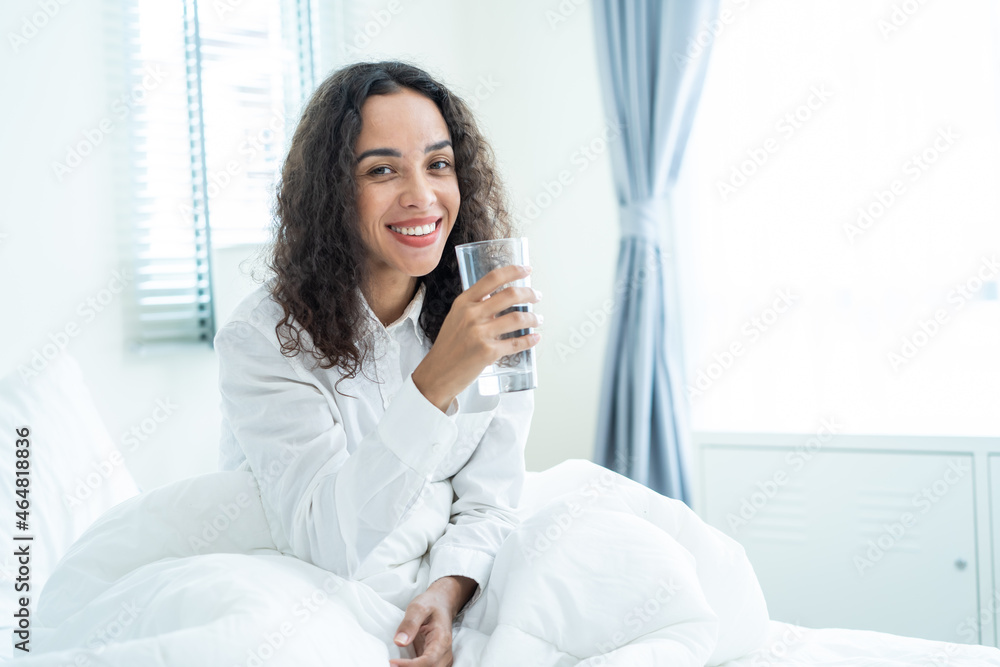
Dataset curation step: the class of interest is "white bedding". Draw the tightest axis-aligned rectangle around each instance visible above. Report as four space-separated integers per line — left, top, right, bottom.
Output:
1 354 140 663
10 460 1000 665
726 620 1000 666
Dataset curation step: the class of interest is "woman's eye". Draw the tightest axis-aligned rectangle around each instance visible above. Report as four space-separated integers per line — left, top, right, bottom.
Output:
367 161 449 176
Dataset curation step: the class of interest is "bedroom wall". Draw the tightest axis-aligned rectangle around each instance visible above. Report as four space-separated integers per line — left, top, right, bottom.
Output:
1 0 619 489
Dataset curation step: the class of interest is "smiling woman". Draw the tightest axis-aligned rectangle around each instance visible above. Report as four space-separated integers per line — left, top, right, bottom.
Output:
214 60 544 666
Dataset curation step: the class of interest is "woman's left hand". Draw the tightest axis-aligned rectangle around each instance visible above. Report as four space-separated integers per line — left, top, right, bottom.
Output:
389 576 475 666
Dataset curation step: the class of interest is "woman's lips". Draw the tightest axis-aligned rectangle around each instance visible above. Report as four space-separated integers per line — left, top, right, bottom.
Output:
386 217 442 248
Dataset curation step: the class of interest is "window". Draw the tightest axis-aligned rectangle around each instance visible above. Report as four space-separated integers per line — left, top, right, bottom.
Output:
675 0 1000 436
124 0 317 348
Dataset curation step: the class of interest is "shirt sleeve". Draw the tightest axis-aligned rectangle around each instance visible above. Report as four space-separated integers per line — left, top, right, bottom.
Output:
425 385 534 615
215 321 462 579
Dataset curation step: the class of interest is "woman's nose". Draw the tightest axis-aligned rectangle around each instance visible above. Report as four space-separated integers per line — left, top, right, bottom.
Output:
398 170 436 209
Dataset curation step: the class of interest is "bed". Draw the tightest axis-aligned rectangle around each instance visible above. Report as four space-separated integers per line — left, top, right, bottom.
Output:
723 621 996 666
3 355 999 665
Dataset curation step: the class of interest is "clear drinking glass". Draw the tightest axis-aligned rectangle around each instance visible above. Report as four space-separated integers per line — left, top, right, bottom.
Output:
455 237 538 395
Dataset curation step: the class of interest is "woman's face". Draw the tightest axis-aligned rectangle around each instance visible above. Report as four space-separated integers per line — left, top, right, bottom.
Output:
354 88 460 286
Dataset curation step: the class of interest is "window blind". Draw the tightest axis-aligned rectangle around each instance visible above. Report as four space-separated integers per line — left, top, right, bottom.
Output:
125 0 318 348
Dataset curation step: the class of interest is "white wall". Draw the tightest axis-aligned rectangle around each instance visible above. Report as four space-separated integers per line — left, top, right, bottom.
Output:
1 0 618 489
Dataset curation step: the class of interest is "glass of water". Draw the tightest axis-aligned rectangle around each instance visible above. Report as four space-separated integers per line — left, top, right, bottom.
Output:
455 237 538 395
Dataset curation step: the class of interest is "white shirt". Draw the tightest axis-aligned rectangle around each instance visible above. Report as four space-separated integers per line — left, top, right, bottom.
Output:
214 280 533 613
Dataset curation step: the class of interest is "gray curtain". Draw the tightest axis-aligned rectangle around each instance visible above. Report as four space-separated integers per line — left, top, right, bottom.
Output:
591 0 720 503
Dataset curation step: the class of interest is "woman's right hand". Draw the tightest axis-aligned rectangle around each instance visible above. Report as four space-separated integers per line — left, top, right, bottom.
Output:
412 264 542 413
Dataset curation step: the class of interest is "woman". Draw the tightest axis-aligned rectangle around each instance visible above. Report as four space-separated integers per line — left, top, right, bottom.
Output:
215 60 542 666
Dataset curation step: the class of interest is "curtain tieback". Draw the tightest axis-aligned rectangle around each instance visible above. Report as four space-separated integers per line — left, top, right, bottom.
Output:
618 195 671 242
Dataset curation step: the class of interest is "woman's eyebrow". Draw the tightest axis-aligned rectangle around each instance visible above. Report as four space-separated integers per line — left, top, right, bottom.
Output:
355 139 452 163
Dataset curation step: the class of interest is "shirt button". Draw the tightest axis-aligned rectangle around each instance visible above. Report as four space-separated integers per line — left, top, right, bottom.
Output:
432 442 442 452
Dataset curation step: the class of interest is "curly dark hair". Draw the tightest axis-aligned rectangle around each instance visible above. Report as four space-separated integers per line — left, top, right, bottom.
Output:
263 60 512 394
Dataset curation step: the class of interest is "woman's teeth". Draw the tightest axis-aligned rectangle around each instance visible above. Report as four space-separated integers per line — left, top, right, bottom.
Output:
389 222 436 236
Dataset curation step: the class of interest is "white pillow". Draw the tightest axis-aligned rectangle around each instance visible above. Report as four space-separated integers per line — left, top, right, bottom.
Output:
0 352 140 648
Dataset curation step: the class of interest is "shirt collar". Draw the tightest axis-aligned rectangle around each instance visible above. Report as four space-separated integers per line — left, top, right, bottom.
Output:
357 281 427 345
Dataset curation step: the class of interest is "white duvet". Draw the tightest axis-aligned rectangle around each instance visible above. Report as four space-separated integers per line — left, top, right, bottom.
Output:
11 459 995 665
